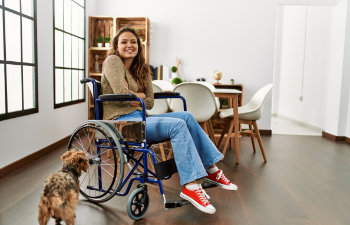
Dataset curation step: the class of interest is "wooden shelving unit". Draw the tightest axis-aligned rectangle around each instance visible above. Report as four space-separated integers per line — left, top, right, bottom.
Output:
88 16 150 119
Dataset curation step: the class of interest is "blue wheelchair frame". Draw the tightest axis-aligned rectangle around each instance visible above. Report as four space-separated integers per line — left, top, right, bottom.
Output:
78 78 190 218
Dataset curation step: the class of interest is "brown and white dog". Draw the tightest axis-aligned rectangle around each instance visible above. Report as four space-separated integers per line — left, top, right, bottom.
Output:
38 149 89 225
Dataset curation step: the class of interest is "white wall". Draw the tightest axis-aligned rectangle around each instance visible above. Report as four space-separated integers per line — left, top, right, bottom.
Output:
275 5 333 129
0 0 92 168
274 1 350 136
343 0 350 138
95 0 277 130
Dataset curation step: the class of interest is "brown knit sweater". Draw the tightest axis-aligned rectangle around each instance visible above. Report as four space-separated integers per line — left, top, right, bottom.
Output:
101 55 154 120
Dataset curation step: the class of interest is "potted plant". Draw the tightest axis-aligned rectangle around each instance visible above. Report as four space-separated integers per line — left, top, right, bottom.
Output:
171 66 177 78
104 36 111 48
97 36 103 47
230 78 235 85
171 77 183 85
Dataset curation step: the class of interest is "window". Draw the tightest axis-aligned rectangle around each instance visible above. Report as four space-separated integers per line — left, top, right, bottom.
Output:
53 0 85 108
0 0 38 121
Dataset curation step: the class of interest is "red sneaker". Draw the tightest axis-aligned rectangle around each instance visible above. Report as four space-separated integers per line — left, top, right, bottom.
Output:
180 186 216 214
204 169 238 191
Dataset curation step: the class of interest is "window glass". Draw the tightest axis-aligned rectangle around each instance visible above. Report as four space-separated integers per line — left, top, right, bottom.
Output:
79 38 84 69
64 33 71 68
0 65 5 114
4 0 20 11
72 2 78 36
55 69 63 104
75 0 84 7
0 11 3 60
22 0 34 17
6 65 22 113
5 12 21 62
78 6 84 38
72 36 78 68
79 70 84 99
55 31 63 67
22 18 34 63
23 65 35 109
55 0 63 30
64 0 71 33
64 69 71 102
72 70 78 100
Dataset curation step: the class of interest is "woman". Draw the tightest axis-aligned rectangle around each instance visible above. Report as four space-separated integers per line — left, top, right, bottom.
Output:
101 27 237 214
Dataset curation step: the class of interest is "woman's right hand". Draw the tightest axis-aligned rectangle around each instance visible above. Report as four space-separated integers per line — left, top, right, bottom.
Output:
130 92 146 107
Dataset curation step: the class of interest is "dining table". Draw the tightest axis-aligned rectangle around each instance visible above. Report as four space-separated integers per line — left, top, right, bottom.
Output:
213 88 242 163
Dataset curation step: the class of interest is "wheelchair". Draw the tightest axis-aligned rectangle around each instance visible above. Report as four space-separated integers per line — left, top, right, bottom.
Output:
68 78 216 220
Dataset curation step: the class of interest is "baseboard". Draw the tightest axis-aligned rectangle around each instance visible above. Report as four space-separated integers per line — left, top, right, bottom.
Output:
345 137 350 145
259 129 272 136
0 136 70 180
322 131 345 142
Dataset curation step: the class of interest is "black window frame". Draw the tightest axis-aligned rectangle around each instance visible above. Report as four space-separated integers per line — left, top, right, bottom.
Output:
0 0 38 121
53 0 86 109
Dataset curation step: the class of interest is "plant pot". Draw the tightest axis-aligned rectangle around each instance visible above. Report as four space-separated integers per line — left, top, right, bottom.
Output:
105 43 110 48
97 43 102 47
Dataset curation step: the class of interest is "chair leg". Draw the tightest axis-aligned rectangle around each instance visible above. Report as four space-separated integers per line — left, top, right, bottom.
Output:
222 118 235 156
249 124 256 153
166 141 173 160
159 143 166 161
207 120 216 146
253 121 267 162
217 118 231 147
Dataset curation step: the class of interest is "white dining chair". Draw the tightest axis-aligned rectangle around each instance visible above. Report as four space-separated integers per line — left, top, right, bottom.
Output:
147 82 170 116
169 82 219 144
218 83 273 162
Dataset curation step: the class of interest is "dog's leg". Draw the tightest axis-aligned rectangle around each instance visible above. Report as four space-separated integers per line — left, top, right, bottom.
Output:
65 217 75 225
38 198 50 225
55 218 62 225
38 207 50 225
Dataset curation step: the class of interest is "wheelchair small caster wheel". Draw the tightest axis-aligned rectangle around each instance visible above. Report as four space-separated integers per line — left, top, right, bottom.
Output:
127 187 150 220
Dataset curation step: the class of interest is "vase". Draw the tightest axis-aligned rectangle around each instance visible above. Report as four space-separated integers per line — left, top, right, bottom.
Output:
97 43 102 47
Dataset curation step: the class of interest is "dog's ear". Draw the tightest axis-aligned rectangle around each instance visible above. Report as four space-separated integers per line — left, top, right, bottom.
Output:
61 150 73 163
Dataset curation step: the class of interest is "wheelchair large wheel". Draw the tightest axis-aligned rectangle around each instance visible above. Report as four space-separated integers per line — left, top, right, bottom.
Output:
68 120 124 203
127 187 150 220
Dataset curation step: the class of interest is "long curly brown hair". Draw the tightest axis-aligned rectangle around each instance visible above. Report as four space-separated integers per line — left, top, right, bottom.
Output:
107 27 151 92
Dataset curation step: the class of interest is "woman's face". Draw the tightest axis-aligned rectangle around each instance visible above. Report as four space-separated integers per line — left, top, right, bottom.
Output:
117 31 138 60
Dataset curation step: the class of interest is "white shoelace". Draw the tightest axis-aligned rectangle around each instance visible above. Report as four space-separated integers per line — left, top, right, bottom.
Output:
194 188 210 206
200 184 210 199
216 170 230 184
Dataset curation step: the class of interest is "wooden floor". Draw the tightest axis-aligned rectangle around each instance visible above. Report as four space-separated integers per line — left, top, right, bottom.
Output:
1 135 350 225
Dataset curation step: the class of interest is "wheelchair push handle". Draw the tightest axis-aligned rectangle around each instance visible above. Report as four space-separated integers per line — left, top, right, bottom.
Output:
80 78 92 84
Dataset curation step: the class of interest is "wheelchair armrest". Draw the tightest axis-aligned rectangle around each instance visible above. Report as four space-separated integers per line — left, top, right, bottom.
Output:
154 92 180 98
98 94 137 101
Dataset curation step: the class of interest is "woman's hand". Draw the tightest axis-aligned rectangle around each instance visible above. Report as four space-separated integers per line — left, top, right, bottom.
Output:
130 92 146 107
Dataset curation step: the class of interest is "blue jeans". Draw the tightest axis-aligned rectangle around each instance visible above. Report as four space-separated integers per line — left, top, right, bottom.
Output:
116 110 224 185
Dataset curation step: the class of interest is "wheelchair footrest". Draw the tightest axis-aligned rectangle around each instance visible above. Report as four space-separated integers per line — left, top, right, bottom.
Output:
164 200 190 208
202 181 218 189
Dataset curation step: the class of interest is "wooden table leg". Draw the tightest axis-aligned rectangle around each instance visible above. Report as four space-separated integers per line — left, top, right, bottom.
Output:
233 94 240 164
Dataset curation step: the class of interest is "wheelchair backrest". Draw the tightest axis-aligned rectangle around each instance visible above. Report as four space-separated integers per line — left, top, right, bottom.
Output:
81 78 146 142
85 79 103 120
